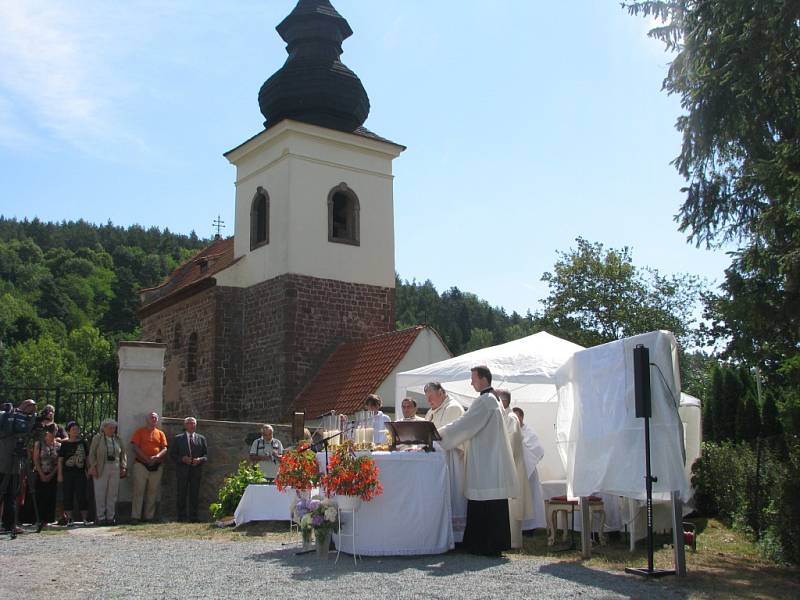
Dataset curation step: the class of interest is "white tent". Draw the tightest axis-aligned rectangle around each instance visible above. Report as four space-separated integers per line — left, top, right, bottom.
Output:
555 330 692 502
394 331 584 481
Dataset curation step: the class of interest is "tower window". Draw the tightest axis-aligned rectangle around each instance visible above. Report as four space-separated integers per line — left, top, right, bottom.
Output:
250 187 269 250
186 332 198 383
327 183 360 246
173 322 182 350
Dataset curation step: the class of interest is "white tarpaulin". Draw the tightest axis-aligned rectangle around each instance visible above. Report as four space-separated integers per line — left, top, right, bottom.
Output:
394 331 584 481
555 330 691 502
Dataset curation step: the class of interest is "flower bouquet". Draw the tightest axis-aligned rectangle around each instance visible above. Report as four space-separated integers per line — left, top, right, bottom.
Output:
294 495 338 558
320 440 383 501
276 443 319 491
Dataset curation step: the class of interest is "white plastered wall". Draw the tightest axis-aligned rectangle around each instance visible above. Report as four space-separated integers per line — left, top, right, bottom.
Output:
217 120 404 290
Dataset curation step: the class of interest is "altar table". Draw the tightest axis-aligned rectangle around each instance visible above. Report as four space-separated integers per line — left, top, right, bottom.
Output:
318 451 455 556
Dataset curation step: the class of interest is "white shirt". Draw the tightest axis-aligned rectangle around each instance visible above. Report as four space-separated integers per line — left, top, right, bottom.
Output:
249 436 283 478
371 411 391 444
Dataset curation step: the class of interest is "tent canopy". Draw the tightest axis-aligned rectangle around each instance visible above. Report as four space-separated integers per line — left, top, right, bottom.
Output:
394 331 584 411
395 331 584 481
555 330 691 501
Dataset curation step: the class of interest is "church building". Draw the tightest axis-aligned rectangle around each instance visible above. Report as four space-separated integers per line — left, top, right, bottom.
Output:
139 1 449 422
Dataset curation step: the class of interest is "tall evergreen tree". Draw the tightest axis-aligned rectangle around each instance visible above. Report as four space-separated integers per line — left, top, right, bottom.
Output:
704 363 723 441
736 390 762 443
716 367 743 441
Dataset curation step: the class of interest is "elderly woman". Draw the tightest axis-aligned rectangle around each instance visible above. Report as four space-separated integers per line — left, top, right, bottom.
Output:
57 421 90 525
33 424 61 525
88 419 127 526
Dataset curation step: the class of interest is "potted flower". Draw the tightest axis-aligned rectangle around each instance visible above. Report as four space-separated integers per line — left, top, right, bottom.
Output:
298 495 338 558
320 440 383 509
276 443 319 492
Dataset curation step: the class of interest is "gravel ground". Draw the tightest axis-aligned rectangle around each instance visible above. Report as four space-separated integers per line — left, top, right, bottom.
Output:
0 528 689 600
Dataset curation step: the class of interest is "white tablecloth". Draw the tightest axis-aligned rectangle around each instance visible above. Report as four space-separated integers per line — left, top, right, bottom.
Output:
233 484 294 525
318 451 454 556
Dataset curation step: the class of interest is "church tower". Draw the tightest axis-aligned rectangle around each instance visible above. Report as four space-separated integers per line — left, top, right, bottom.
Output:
140 0 404 422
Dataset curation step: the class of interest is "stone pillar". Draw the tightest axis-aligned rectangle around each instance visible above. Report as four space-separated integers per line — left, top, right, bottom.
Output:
117 341 166 505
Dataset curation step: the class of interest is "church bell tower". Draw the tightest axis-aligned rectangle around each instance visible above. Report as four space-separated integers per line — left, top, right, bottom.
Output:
215 0 405 419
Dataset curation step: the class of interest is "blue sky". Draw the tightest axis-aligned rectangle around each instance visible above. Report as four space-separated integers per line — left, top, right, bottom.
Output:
0 1 732 316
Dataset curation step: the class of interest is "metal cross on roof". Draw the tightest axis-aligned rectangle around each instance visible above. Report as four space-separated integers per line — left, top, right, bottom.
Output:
212 215 226 239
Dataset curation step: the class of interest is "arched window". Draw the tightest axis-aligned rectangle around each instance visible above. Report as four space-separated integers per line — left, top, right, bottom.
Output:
186 332 198 383
327 183 360 245
250 187 269 250
173 322 182 350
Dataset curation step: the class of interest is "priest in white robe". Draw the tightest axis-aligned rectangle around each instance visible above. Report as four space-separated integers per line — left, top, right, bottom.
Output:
424 382 467 541
438 366 518 556
513 407 547 531
401 397 426 421
497 390 534 548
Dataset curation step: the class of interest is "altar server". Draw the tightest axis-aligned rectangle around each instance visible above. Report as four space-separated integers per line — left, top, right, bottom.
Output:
438 366 519 556
364 395 391 444
513 407 547 531
496 390 534 548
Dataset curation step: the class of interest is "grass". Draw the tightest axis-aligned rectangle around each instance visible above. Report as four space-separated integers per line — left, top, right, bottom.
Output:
514 518 800 600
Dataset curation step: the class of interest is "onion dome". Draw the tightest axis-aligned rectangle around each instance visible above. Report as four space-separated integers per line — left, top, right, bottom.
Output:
258 0 370 133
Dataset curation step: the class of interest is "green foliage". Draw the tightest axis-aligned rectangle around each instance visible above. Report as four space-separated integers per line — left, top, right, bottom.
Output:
715 368 742 441
537 237 703 348
736 391 762 443
704 364 722 440
0 217 207 389
209 461 266 520
692 439 798 563
624 0 800 386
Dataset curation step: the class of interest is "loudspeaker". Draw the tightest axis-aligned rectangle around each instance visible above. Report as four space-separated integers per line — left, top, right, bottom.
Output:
633 344 651 418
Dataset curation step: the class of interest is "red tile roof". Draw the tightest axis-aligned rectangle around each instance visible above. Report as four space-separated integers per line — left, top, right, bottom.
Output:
139 236 237 313
294 325 448 417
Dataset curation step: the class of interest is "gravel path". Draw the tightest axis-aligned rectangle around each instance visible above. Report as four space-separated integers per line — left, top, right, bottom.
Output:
0 528 689 600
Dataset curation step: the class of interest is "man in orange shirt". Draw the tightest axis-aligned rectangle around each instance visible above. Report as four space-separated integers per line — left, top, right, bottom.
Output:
130 412 168 523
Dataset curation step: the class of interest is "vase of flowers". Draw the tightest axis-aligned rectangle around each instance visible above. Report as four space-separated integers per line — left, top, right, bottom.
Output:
290 493 315 551
320 440 383 503
276 443 319 492
298 495 338 560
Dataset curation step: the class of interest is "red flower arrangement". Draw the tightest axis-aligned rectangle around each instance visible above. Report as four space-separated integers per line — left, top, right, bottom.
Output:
320 440 383 501
275 443 320 491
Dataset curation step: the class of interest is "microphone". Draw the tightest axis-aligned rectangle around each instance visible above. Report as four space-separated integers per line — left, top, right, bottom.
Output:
314 410 336 420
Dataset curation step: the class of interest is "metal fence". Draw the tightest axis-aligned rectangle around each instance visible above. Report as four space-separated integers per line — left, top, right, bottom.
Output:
0 386 117 439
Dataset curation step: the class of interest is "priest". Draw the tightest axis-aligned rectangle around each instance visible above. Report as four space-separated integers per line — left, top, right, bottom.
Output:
513 407 547 531
497 390 534 548
424 382 467 541
438 366 518 556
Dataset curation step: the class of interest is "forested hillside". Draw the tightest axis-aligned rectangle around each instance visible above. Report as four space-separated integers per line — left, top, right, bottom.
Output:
0 217 207 389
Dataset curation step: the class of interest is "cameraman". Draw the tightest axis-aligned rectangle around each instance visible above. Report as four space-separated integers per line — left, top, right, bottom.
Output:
0 399 37 532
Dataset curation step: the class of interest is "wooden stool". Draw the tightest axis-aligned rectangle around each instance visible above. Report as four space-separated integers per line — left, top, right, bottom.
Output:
545 495 606 546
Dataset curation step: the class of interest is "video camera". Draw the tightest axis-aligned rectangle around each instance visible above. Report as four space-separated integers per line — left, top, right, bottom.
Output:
1 408 37 461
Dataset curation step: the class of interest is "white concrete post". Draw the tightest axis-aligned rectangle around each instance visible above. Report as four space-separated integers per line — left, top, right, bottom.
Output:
117 341 166 502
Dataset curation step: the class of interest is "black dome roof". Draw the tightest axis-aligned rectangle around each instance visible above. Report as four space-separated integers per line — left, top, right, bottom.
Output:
258 0 370 133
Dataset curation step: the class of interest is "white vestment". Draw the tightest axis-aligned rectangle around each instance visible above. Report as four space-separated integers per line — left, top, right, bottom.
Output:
520 423 547 530
426 396 467 540
505 410 535 548
439 391 518 501
371 411 391 443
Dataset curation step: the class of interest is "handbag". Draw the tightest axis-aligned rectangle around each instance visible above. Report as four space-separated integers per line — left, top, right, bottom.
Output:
144 462 161 472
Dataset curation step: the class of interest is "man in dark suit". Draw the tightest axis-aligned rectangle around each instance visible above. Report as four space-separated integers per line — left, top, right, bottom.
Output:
171 416 208 522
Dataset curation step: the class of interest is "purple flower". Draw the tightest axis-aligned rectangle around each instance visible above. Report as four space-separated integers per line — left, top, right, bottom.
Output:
311 514 323 527
308 499 321 511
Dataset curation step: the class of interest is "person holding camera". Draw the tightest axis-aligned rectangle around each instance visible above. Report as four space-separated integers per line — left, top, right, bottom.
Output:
0 399 36 532
88 418 127 526
129 412 168 523
249 424 283 482
57 421 90 525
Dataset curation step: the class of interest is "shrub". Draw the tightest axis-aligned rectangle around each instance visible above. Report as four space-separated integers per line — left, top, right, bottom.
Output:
209 460 265 520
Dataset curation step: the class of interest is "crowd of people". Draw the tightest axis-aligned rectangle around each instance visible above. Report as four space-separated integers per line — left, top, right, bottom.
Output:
2 369 546 558
0 404 209 532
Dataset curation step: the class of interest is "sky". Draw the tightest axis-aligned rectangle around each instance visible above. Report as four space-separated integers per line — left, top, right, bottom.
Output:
0 0 734 316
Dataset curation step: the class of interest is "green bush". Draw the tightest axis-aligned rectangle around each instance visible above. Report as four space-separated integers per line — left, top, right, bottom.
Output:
209 460 266 520
692 439 796 563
